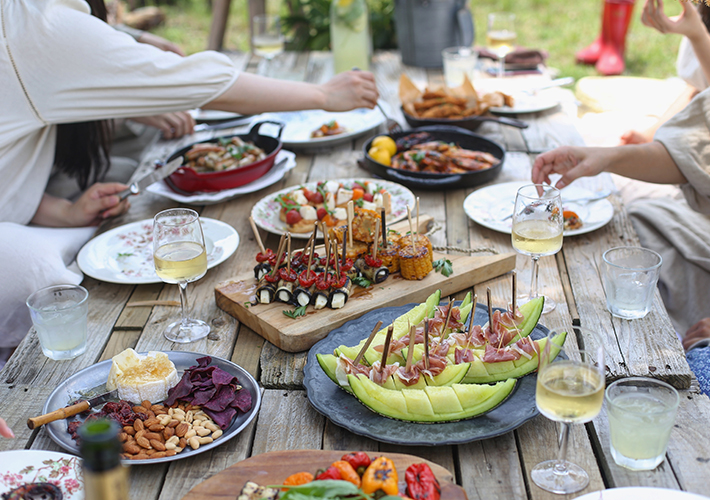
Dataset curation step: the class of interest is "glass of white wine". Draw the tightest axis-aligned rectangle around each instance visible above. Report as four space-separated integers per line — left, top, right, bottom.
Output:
512 184 563 314
153 208 210 343
487 12 517 78
532 326 605 494
252 15 285 63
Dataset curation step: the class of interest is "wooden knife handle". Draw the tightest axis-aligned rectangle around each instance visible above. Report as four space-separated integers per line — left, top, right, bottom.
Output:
27 400 90 430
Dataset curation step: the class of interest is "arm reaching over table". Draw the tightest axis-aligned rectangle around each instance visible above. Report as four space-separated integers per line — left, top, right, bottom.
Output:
30 183 131 228
0 418 14 439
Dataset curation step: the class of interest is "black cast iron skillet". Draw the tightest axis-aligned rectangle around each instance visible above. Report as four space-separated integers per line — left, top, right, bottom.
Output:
402 106 528 132
361 125 505 191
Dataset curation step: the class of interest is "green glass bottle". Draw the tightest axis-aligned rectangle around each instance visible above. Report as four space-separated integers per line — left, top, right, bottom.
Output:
79 419 129 500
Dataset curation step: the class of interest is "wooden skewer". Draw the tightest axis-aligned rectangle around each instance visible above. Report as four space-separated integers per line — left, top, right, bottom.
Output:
269 234 287 277
286 234 292 273
405 323 416 373
353 321 383 366
347 201 354 248
407 206 416 253
372 218 381 260
512 271 517 313
249 216 266 255
381 208 388 248
333 240 340 276
380 325 394 373
416 196 420 236
306 231 316 271
464 293 478 350
424 320 430 371
341 226 348 267
442 297 454 338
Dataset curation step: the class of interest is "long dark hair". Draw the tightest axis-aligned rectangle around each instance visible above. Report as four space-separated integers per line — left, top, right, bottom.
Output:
700 3 710 32
53 0 113 190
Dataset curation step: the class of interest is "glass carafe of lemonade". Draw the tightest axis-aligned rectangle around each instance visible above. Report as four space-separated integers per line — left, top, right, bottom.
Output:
331 0 370 73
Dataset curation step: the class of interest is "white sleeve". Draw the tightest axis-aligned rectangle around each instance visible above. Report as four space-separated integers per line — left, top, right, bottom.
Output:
13 0 239 123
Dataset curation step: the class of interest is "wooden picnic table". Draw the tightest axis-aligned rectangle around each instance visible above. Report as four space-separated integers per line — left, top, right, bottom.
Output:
2 51 709 500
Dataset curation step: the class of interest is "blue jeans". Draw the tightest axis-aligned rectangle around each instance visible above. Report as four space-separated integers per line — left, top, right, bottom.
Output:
686 346 710 396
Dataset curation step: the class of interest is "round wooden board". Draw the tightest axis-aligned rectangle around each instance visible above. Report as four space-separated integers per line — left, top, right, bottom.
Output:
182 450 468 500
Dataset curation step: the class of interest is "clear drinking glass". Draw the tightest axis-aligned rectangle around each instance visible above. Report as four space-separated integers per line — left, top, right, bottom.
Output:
252 15 285 61
153 208 210 343
605 377 679 471
487 12 517 78
442 46 479 87
602 247 662 319
511 184 563 314
532 326 605 494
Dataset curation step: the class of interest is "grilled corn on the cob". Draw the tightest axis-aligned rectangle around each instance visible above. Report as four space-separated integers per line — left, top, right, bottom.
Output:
399 244 433 280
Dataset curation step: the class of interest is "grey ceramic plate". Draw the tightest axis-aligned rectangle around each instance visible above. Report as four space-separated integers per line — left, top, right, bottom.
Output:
304 302 549 446
43 351 261 464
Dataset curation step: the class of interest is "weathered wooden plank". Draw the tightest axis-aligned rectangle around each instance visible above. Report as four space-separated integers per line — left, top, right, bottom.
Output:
322 419 379 452
115 283 164 329
0 384 52 452
232 325 265 381
251 389 324 454
260 342 308 389
379 443 455 479
98 329 142 362
457 433 527 500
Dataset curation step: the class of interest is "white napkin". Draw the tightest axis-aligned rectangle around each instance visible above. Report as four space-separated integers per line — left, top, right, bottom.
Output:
146 150 296 205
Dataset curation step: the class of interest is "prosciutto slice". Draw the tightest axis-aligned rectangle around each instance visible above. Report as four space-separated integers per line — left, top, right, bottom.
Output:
486 310 521 347
369 361 399 385
482 344 522 363
396 365 421 386
417 353 448 377
454 348 475 364
338 355 370 376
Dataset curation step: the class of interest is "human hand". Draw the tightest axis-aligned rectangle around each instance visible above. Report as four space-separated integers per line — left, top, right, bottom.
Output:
619 129 653 145
319 70 379 111
531 146 611 189
641 0 705 39
130 112 195 139
66 183 131 226
137 32 185 56
684 318 710 350
0 418 14 439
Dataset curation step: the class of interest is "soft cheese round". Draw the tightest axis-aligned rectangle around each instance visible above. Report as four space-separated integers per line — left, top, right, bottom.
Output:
106 349 179 404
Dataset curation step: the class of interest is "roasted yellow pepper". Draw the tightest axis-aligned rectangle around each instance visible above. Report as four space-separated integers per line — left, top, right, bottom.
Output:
361 456 398 495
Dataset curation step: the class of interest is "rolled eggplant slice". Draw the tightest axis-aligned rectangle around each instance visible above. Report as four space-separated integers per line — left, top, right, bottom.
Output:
254 262 272 280
256 281 276 304
313 290 330 310
276 279 295 303
354 258 390 284
293 285 314 307
329 278 352 309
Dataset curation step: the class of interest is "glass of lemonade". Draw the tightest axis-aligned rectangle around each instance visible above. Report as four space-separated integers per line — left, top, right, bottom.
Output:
153 208 209 343
606 377 679 470
532 326 605 494
442 47 479 87
252 15 285 61
487 12 517 78
26 284 89 360
512 184 563 314
602 247 662 319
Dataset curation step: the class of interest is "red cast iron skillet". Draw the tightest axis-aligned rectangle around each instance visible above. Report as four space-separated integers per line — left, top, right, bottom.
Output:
166 120 285 193
401 106 528 132
361 125 505 191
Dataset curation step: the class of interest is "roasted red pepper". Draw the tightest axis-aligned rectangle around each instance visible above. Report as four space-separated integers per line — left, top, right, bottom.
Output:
340 258 354 273
278 268 298 282
315 465 342 480
405 463 441 500
333 273 349 288
315 273 332 290
264 273 280 283
256 249 274 263
341 452 371 476
364 255 383 268
298 269 317 288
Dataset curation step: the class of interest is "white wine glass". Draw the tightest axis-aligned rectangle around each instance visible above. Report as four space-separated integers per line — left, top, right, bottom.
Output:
487 12 517 78
153 208 210 343
511 184 563 314
532 326 605 494
252 15 285 64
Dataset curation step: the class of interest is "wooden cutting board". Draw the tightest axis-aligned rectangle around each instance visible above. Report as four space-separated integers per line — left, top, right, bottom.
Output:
182 450 468 500
215 250 515 352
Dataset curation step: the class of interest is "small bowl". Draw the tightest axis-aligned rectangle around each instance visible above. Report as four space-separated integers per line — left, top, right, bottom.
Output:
167 120 285 193
361 125 505 190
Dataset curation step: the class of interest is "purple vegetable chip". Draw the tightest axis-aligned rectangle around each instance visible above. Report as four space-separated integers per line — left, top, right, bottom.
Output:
212 367 237 386
164 376 193 406
204 406 236 430
203 384 236 412
231 388 252 412
191 387 217 406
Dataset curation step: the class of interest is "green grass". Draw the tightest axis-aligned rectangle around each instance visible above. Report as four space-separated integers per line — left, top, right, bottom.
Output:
149 0 686 79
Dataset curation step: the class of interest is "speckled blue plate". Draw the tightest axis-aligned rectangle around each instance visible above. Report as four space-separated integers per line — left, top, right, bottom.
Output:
304 302 550 446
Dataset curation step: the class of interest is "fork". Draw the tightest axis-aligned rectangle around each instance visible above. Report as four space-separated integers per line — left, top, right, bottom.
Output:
375 101 403 134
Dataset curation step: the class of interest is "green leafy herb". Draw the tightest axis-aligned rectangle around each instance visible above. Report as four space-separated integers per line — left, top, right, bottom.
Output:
352 276 373 288
354 198 364 208
277 480 363 500
217 137 231 146
117 252 133 258
412 151 426 163
433 258 454 277
354 180 368 191
283 305 308 319
275 194 300 211
243 301 251 308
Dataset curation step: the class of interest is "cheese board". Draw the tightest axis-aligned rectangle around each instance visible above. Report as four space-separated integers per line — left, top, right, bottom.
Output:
215 214 515 352
181 450 467 500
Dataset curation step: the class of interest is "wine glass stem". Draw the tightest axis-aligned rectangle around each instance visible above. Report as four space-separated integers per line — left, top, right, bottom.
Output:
498 56 505 78
555 422 571 473
178 281 190 329
529 256 540 299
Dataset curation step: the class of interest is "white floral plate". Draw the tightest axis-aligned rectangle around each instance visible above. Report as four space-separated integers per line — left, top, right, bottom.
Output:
251 178 416 238
0 450 83 499
463 181 614 237
259 105 385 148
573 487 708 500
77 218 239 284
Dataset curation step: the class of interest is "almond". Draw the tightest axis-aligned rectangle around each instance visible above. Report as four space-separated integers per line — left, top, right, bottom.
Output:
123 426 136 436
149 424 164 432
152 451 167 459
123 443 141 455
163 427 174 440
133 406 147 414
135 430 146 441
151 404 164 413
168 419 179 428
136 436 151 449
131 453 149 460
133 419 144 432
179 437 187 449
144 432 162 442
175 423 189 437
118 432 128 442
165 450 177 457
142 400 152 409
143 418 159 428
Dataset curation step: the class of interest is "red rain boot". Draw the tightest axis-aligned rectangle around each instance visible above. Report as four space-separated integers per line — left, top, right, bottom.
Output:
596 0 636 76
576 3 606 65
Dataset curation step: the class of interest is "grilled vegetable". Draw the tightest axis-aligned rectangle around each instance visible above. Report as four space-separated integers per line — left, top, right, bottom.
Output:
238 481 278 500
399 244 433 280
355 256 389 284
329 274 352 309
405 463 441 500
331 460 361 487
361 456 398 496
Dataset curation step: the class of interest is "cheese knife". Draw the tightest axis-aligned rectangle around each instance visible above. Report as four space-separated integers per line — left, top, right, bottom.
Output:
118 156 184 201
27 389 118 429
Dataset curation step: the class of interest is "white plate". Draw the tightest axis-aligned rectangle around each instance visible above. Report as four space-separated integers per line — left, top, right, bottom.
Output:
490 95 559 114
574 487 709 500
463 181 614 237
251 178 416 238
146 150 296 205
77 218 239 284
0 450 83 499
259 105 385 148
